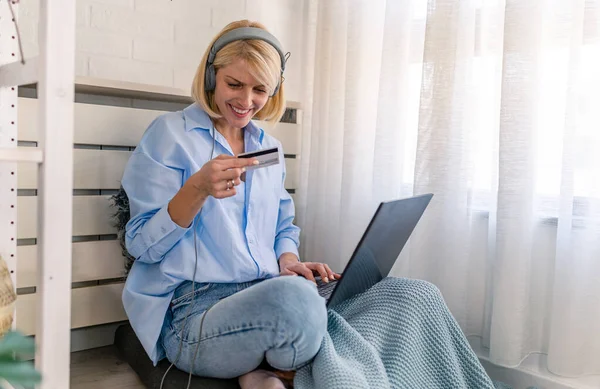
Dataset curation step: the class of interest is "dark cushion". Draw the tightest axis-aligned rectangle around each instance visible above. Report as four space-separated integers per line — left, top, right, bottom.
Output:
114 323 240 389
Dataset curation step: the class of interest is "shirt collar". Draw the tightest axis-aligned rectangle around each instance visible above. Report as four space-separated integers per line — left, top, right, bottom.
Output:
244 118 265 143
182 103 264 143
183 103 213 132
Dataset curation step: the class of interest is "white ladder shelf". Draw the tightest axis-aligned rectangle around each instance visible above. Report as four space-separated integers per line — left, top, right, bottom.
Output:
0 1 76 388
0 147 43 163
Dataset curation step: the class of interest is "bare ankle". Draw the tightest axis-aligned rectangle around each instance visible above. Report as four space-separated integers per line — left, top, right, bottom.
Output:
238 369 286 389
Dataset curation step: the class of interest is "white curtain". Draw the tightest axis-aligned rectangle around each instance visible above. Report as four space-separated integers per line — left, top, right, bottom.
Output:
296 0 600 380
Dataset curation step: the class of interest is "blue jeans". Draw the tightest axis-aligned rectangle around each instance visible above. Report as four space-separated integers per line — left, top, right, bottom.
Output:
160 276 328 379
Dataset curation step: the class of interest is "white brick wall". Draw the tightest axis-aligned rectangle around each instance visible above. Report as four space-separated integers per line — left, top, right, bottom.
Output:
18 0 305 102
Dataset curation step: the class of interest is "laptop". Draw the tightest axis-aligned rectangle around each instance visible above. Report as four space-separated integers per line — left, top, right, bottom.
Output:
316 193 433 308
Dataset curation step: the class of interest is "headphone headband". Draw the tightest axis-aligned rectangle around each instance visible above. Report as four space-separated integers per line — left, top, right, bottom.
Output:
205 27 288 96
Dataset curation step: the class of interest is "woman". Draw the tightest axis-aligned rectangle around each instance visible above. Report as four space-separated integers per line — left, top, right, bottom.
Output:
121 19 496 389
121 20 338 389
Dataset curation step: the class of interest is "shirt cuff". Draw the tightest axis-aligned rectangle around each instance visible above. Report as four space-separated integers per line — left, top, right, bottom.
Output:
142 205 191 257
275 237 300 261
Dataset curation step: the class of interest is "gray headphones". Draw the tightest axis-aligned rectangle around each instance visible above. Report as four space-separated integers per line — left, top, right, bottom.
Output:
204 27 289 97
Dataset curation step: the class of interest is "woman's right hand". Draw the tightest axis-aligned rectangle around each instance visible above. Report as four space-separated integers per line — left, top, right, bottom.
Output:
188 154 258 199
168 155 258 227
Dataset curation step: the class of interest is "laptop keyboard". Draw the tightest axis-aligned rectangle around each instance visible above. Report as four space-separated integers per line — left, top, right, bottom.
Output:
316 277 338 301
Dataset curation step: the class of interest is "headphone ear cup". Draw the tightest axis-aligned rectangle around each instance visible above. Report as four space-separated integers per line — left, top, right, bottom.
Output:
205 64 216 91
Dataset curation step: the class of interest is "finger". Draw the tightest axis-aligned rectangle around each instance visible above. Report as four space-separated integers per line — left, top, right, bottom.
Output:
291 264 316 284
214 154 234 160
217 168 245 181
323 264 338 280
212 154 238 163
215 179 233 192
219 157 259 169
282 265 303 276
280 269 297 277
307 263 329 282
212 188 237 199
214 177 241 192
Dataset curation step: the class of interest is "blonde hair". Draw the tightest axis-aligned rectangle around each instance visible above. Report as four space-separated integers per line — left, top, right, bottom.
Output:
191 20 286 125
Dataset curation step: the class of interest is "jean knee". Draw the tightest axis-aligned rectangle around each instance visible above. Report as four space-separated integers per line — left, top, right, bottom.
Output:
273 278 326 328
266 276 328 367
268 276 326 319
287 278 327 330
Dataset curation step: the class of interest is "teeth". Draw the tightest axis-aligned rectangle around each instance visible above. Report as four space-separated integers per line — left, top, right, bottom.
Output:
231 105 250 115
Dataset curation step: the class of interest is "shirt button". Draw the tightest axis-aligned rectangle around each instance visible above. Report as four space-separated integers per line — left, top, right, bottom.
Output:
248 239 254 244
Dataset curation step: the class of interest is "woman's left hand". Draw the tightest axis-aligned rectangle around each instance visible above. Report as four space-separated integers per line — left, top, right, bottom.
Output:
278 253 341 284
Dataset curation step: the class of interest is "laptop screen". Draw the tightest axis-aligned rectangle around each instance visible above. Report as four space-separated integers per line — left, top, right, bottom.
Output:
326 193 433 307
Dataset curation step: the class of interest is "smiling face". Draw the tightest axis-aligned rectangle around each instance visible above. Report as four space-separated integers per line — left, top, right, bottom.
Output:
213 57 270 131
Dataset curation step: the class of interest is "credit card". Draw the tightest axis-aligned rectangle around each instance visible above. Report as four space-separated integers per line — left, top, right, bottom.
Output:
238 146 280 170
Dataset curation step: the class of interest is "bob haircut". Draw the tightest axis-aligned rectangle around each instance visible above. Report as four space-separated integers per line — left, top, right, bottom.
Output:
191 20 286 125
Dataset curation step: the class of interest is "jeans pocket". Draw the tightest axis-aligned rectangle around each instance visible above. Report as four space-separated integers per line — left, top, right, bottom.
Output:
170 282 213 312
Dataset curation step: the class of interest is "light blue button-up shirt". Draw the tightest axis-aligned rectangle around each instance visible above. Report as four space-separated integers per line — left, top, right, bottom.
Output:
120 103 300 364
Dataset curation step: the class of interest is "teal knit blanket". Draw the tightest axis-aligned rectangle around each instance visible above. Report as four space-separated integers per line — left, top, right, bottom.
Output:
294 277 510 389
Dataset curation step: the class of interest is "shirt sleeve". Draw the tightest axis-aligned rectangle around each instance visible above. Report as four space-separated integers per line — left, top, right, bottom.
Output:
122 123 190 264
274 147 301 261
